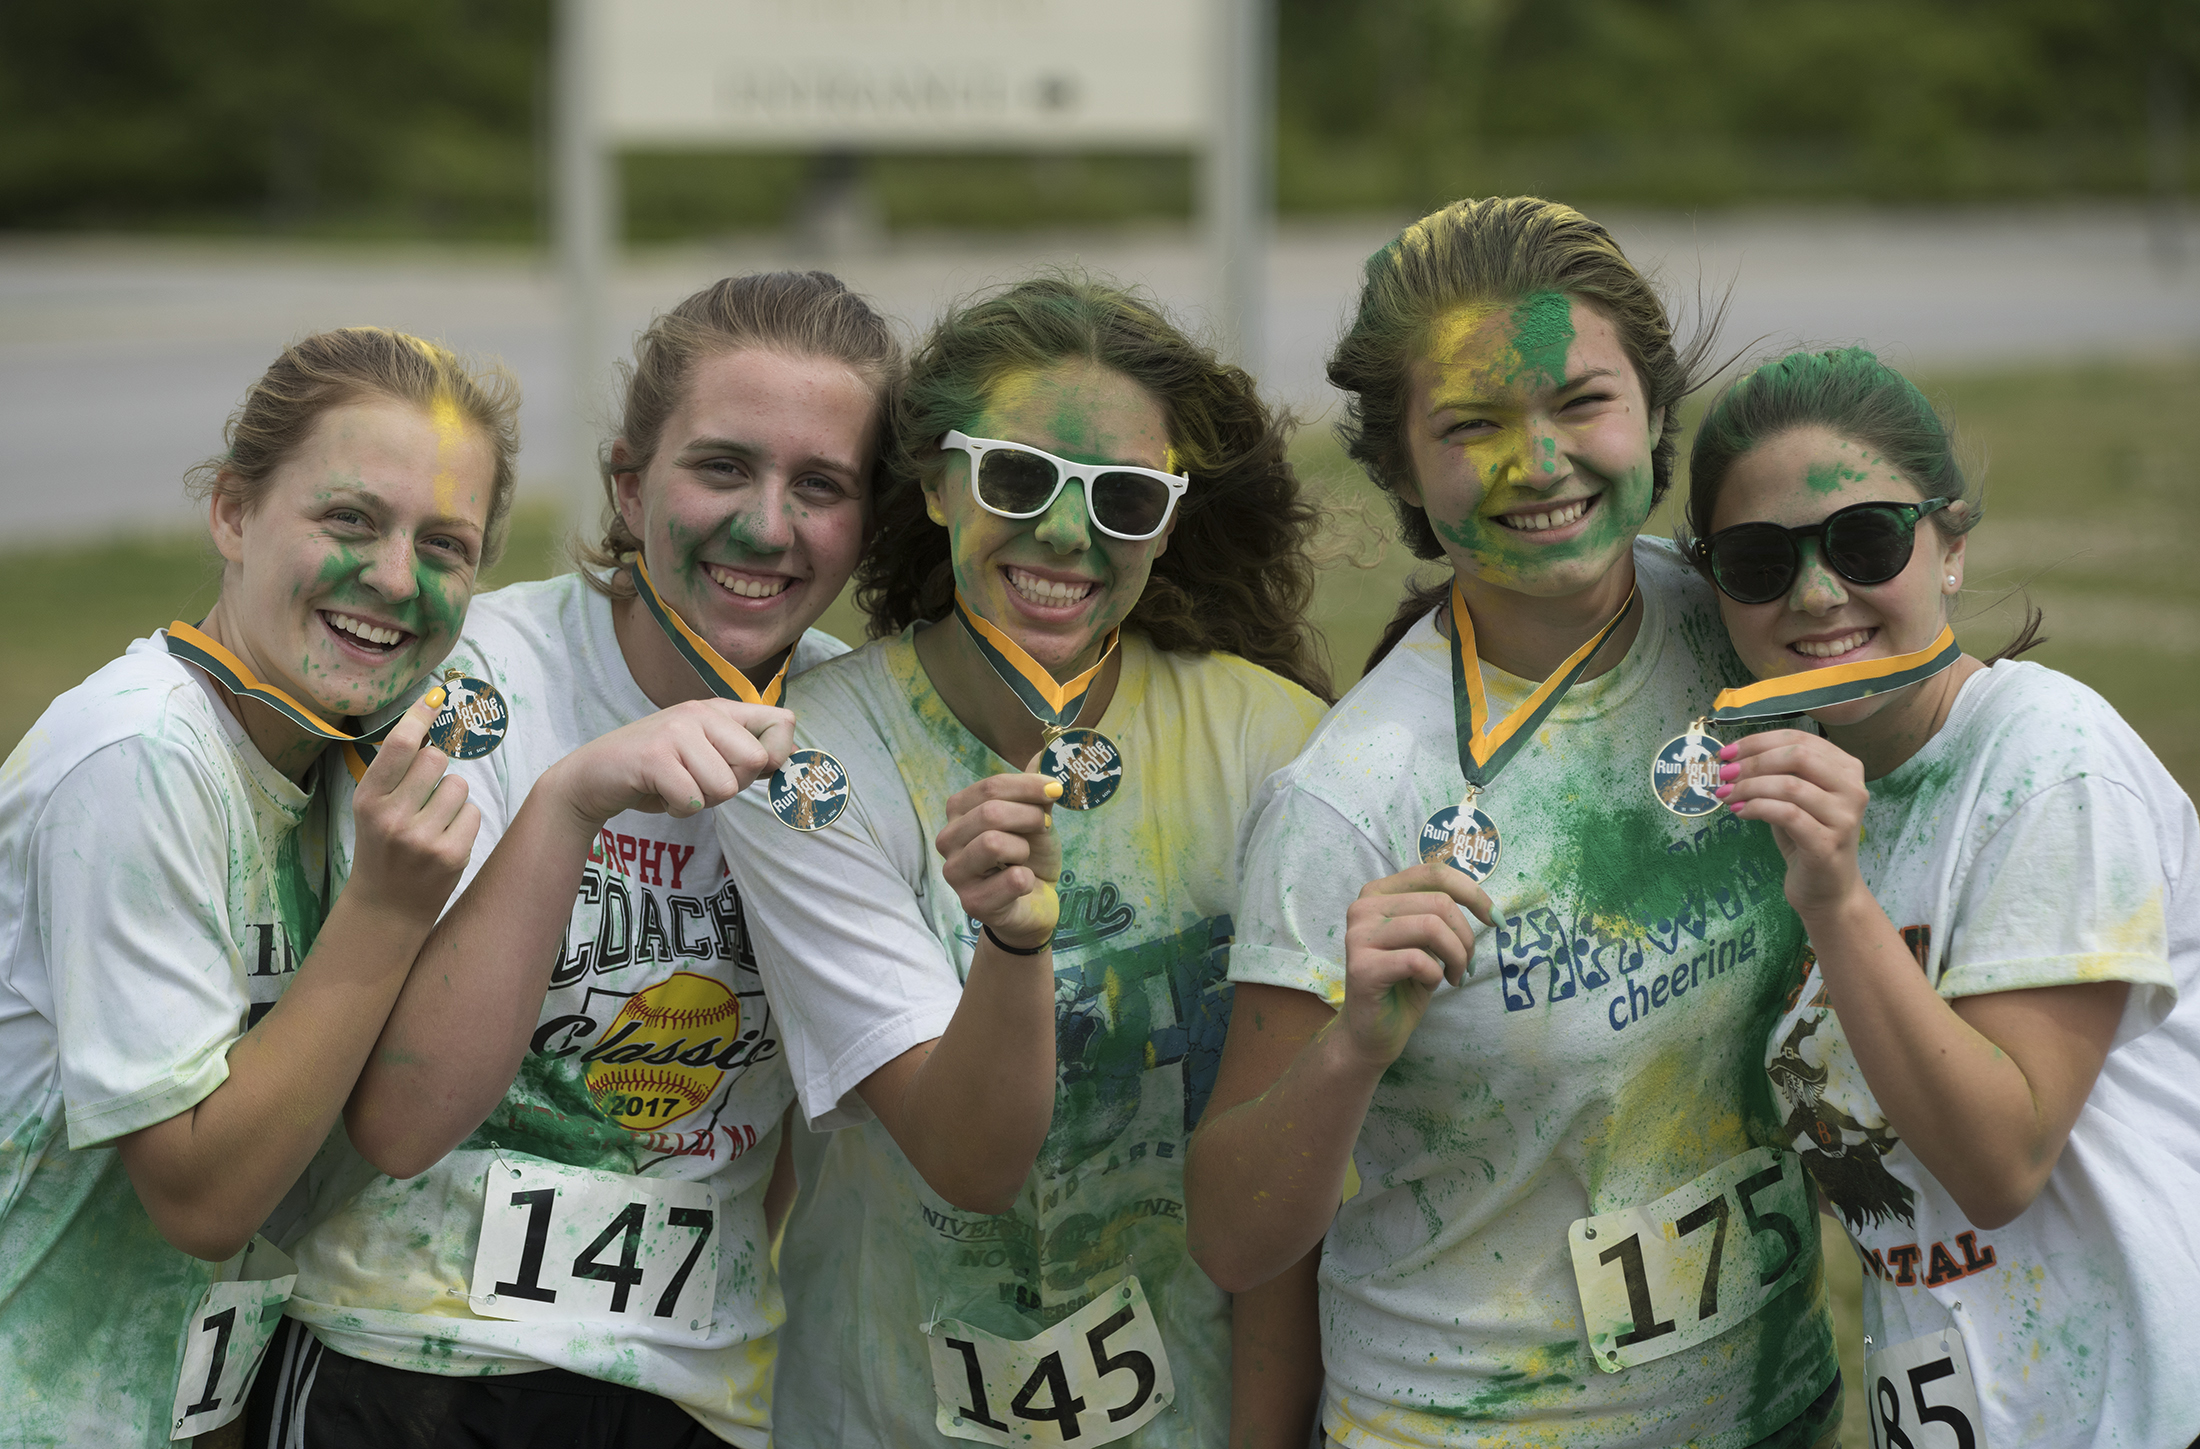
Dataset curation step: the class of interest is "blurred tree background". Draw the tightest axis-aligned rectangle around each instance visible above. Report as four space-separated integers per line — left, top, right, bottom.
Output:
2 0 2190 241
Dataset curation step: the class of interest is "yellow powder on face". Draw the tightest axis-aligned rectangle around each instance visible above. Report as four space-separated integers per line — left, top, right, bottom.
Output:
427 392 468 516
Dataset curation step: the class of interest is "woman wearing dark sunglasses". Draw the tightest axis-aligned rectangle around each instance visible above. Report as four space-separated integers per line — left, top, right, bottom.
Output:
715 274 1334 1447
1688 346 2200 1448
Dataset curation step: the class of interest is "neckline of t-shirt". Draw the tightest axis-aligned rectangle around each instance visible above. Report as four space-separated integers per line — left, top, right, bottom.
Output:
1394 560 1671 726
573 576 671 726
887 621 1153 776
1870 658 2001 792
150 630 319 819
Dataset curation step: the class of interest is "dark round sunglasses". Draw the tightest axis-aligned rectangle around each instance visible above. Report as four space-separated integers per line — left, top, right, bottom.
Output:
1694 497 1951 605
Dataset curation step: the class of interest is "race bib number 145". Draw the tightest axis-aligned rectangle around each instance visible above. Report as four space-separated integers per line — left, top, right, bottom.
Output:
925 1275 1174 1446
469 1157 719 1337
1568 1146 1812 1373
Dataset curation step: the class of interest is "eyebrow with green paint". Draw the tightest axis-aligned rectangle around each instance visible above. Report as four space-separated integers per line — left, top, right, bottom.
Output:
1423 367 1625 418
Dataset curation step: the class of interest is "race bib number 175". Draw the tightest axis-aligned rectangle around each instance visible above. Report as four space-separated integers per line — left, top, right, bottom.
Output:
925 1275 1174 1446
1568 1146 1812 1373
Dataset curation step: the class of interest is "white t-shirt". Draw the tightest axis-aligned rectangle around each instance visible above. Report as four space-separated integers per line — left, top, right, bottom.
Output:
0 635 332 1447
1765 661 2199 1449
717 628 1327 1449
283 574 844 1448
1232 540 1840 1448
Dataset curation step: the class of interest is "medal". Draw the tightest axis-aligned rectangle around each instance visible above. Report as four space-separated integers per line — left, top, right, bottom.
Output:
1651 720 1724 818
1426 580 1637 879
633 557 850 834
1653 626 1963 813
424 667 509 760
768 747 850 832
954 594 1122 811
160 620 456 783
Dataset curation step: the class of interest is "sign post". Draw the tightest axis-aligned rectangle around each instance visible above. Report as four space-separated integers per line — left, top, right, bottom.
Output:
554 0 1271 497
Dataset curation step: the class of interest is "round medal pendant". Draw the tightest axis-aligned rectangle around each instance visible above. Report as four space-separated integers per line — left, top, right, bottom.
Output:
1419 802 1501 882
425 670 508 760
1040 727 1122 811
769 748 850 832
1651 727 1724 818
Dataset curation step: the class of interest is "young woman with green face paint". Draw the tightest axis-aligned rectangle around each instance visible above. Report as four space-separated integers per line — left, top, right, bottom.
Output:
0 328 519 1447
715 275 1335 1449
1188 198 1846 1447
1687 347 2200 1448
259 273 902 1449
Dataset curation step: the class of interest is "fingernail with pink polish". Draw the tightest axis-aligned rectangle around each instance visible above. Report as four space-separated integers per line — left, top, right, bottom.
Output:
1719 763 1740 781
1714 784 1733 799
1716 744 1737 761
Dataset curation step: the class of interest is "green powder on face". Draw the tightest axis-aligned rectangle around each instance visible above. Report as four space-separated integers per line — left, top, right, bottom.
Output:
1507 291 1575 391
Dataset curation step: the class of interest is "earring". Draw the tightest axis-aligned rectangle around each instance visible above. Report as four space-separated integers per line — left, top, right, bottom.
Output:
1947 575 1957 588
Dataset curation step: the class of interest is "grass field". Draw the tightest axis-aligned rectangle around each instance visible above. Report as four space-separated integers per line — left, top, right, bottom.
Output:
1 356 2188 1446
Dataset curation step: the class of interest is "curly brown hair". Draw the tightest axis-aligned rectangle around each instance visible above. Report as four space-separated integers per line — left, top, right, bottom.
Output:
856 273 1332 701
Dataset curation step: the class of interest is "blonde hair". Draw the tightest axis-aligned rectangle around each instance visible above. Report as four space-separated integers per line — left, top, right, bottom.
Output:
575 271 902 596
187 327 523 566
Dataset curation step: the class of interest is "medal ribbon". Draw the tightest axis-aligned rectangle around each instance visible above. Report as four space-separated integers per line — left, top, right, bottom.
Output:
1708 625 1960 724
164 620 404 783
1449 581 1637 789
632 556 789 707
953 592 1118 742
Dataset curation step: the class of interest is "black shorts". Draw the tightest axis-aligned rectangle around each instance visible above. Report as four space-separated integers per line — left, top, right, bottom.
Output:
245 1317 733 1449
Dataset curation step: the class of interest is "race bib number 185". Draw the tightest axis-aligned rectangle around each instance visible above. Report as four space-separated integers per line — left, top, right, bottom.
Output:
468 1157 719 1337
1866 1330 1985 1449
925 1275 1174 1446
1568 1146 1812 1373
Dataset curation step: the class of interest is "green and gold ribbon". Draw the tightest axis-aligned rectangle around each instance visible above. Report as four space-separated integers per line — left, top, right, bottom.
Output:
1449 581 1637 790
632 556 790 706
163 620 407 782
1708 625 1960 724
953 592 1119 743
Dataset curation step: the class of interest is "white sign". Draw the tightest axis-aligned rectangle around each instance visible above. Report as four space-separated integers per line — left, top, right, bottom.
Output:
602 0 1212 148
169 1238 296 1440
1865 1330 1985 1449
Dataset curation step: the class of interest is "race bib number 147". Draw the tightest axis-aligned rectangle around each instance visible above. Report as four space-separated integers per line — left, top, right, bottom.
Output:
925 1275 1174 1446
469 1157 719 1337
1568 1146 1812 1373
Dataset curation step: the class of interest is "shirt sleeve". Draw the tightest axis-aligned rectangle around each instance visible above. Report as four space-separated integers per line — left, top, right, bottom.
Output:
43 736 252 1147
1939 773 2177 1044
716 781 962 1132
1229 776 1398 1005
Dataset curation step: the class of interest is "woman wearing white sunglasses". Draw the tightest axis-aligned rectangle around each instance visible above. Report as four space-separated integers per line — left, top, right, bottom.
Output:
717 275 1333 1447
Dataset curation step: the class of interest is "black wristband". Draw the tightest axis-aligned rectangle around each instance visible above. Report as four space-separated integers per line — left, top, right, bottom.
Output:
982 924 1049 957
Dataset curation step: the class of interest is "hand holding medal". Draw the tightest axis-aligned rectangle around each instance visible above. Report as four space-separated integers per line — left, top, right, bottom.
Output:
1651 625 1961 818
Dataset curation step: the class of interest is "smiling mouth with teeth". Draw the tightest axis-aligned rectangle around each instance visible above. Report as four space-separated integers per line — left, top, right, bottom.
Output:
1006 567 1097 608
704 562 793 600
322 611 411 652
1495 495 1595 534
1793 628 1876 660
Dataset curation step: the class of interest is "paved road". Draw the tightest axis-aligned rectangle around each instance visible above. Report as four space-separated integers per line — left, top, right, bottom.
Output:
3 204 2194 541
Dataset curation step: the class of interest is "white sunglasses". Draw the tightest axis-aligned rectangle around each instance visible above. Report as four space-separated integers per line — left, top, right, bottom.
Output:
940 430 1189 542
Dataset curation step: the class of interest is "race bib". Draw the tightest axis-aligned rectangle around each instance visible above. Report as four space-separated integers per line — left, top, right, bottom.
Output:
170 1237 296 1440
468 1157 719 1336
1865 1329 1984 1449
1568 1146 1811 1372
924 1274 1174 1446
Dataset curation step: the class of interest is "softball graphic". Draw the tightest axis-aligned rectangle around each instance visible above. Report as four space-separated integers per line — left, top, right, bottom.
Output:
584 972 741 1129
